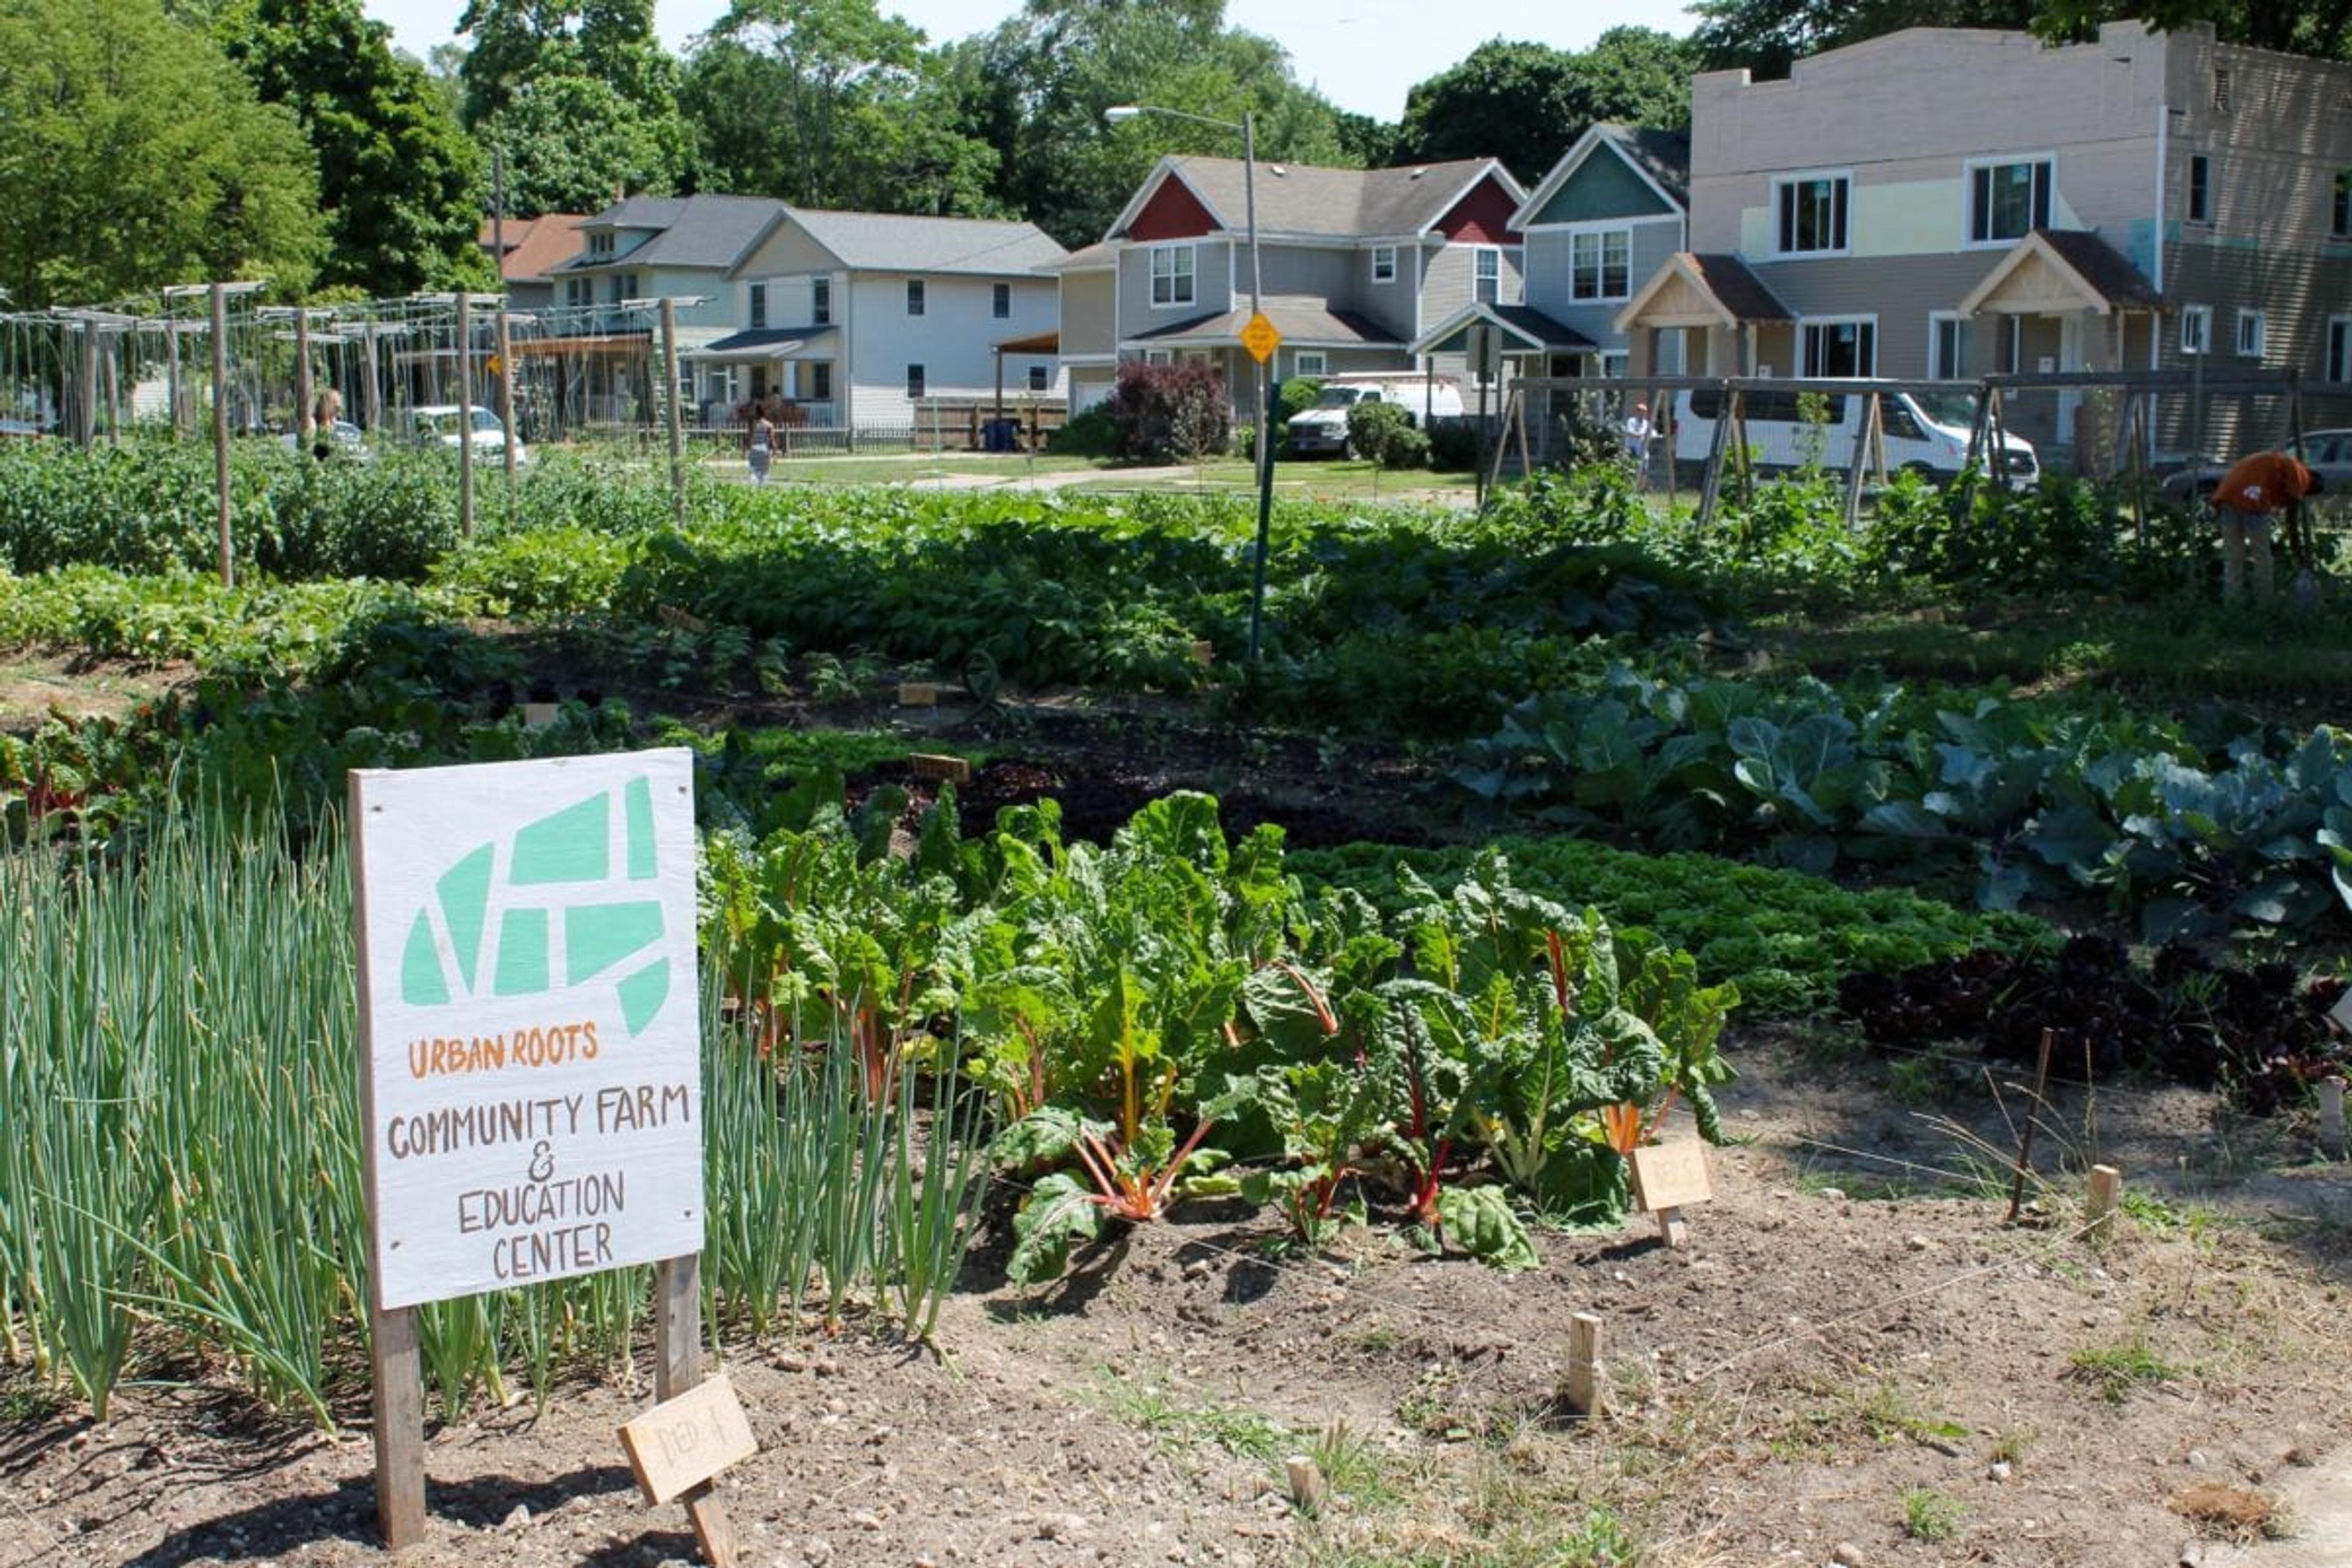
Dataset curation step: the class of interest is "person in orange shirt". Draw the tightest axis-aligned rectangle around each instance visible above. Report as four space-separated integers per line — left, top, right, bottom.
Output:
2207 450 2323 604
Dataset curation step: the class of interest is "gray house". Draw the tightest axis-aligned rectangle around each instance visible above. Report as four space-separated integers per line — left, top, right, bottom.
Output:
1416 124 1691 381
1617 21 2352 465
1052 154 1528 415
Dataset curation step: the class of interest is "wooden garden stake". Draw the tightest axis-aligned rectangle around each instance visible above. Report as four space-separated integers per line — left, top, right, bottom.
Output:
1629 1140 1713 1250
2086 1164 2122 1245
2320 1077 2347 1162
908 752 971 784
1564 1313 1605 1420
2005 1027 2056 1223
368 1302 428 1550
649 1253 741 1566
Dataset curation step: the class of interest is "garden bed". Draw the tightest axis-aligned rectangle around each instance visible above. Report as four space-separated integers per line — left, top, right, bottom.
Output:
4 1035 2346 1568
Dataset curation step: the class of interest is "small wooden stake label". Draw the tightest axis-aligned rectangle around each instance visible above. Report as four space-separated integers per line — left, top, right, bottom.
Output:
1629 1140 1713 1249
1629 1140 1713 1212
908 752 972 784
620 1374 756 1506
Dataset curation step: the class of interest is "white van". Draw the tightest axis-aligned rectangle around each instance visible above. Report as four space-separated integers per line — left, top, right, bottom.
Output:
1668 385 2037 488
1287 376 1466 457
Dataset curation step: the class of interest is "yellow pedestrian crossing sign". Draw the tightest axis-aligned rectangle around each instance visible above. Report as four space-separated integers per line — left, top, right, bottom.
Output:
1238 312 1281 364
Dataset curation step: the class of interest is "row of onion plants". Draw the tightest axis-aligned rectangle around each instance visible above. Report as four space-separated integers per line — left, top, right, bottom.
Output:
0 809 989 1427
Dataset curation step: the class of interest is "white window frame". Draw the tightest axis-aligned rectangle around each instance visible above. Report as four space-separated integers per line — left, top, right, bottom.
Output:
812 277 832 325
2328 315 2352 384
1599 351 1629 378
1149 244 1196 308
2187 155 2212 225
992 282 1011 319
1964 154 2054 247
905 363 925 399
807 361 832 402
1370 245 1396 284
1773 170 1852 258
906 279 925 317
2235 308 2266 359
1294 350 1328 377
1026 364 1049 393
1568 225 1633 302
1928 311 1968 379
1142 348 1174 366
748 282 767 330
1473 247 1501 304
1799 314 1878 378
2179 303 2212 356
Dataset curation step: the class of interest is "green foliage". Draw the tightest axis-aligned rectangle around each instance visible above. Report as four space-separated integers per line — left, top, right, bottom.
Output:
0 0 325 306
1394 31 1692 184
1344 400 1412 467
1289 835 2052 1014
221 0 490 295
480 71 692 216
1046 405 1117 457
1278 379 1326 423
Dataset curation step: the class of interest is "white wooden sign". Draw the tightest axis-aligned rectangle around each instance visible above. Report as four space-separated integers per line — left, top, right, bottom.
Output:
352 750 703 1311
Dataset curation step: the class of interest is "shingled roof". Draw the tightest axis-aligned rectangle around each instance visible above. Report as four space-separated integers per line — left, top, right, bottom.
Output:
777 209 1067 277
1116 156 1521 241
560 195 785 273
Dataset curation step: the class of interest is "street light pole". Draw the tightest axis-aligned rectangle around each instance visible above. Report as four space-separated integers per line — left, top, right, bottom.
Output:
1108 102 1275 663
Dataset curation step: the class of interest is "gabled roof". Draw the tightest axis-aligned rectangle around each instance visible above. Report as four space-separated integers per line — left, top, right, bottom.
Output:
1615 252 1792 334
1512 124 1689 228
682 325 839 363
1412 301 1597 358
1040 240 1120 273
480 214 587 285
773 209 1068 278
1107 156 1525 244
561 195 786 273
1122 296 1401 350
1958 228 2164 317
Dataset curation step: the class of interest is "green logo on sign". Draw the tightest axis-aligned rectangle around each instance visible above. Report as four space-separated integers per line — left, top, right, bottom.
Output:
399 775 670 1035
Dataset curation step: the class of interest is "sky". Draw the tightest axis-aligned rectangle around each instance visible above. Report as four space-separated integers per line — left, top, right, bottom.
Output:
362 0 1699 123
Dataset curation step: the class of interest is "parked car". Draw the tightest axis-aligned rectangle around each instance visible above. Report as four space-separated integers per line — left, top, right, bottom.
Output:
281 419 371 462
405 404 529 466
1670 385 2038 489
2158 429 2351 505
1287 377 1466 456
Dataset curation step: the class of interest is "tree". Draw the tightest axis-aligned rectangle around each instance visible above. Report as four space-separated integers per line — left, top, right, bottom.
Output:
456 0 681 126
1393 31 1692 186
220 0 491 296
962 0 1358 249
0 0 324 306
481 72 692 216
1691 0 2348 77
680 0 1001 214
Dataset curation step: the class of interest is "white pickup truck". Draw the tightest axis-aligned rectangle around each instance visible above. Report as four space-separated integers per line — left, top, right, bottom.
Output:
1286 377 1466 457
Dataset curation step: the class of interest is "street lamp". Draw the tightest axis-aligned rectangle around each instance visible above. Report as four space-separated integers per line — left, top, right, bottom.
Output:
1106 102 1277 664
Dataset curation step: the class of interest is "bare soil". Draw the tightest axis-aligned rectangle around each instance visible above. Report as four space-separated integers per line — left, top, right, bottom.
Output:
4 1036 2346 1568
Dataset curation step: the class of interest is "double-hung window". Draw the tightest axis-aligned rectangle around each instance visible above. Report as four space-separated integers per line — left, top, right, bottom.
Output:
2179 304 2212 356
1473 247 1501 303
2328 317 2352 384
1570 228 1631 301
992 282 1011 319
1929 312 1969 379
2236 309 2266 359
1776 173 1849 255
1150 244 1195 307
905 364 925 399
1294 350 1328 377
2334 169 2351 239
748 283 767 330
812 277 831 325
1800 317 1875 378
1027 364 1049 392
1370 245 1396 284
2188 155 2213 224
906 279 925 316
1968 157 2052 244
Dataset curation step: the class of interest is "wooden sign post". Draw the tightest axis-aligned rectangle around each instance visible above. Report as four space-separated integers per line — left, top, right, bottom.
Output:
350 750 724 1554
1629 1140 1714 1249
